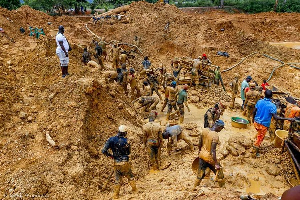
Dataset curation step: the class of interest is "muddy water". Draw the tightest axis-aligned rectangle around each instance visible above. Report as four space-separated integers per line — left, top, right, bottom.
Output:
269 42 300 49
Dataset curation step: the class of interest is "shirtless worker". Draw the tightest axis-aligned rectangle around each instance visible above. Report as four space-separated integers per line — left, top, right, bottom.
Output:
142 111 163 170
132 96 159 113
166 81 179 120
99 37 108 61
111 44 120 69
102 125 137 199
119 52 129 66
244 83 260 123
128 68 141 101
193 120 225 191
230 74 239 108
162 124 194 155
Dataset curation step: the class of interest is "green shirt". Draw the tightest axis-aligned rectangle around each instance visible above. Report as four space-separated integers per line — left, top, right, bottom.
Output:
177 89 187 104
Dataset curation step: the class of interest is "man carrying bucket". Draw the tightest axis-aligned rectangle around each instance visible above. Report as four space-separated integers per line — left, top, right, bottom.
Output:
252 90 294 157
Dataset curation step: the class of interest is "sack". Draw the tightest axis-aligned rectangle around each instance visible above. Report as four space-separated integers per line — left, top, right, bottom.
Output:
199 148 214 165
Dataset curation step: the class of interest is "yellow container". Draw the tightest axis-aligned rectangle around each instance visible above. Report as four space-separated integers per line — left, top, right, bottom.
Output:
274 130 288 148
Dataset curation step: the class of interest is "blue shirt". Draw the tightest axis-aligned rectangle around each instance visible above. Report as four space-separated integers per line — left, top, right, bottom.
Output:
240 79 249 100
254 98 277 127
102 134 130 162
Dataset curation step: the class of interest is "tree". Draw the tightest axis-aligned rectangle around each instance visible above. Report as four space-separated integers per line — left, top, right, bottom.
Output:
23 0 87 12
0 0 21 10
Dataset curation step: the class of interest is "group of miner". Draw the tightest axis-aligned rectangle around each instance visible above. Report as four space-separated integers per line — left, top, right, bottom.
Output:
55 25 300 199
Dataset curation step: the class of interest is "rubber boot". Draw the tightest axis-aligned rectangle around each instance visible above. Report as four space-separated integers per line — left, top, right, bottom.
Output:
129 180 137 192
179 116 184 124
113 184 121 199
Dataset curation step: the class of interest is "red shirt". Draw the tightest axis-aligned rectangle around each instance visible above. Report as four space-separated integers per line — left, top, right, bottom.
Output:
261 82 269 90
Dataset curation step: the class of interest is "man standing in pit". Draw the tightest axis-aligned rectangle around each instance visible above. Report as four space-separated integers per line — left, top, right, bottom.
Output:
99 37 108 61
102 125 137 199
252 90 294 157
176 85 190 123
166 81 178 120
230 74 239 108
82 47 91 65
193 120 225 190
241 76 252 110
142 111 163 170
128 68 141 101
56 25 71 78
95 41 104 69
244 83 260 123
162 124 194 155
111 44 120 69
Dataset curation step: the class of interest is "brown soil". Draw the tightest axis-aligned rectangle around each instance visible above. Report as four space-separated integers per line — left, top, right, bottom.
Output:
0 2 299 199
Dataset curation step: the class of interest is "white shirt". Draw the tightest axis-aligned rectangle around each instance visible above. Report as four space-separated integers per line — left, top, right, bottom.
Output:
56 33 69 54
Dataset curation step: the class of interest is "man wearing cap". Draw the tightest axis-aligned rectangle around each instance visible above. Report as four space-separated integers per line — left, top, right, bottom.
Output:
176 84 190 123
102 125 136 199
252 90 294 157
230 74 239 108
142 111 163 170
56 25 71 78
193 120 225 191
241 76 252 109
166 81 179 120
162 124 193 155
244 83 260 123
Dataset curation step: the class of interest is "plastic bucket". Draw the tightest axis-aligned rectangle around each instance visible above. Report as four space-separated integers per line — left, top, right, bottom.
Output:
274 130 288 148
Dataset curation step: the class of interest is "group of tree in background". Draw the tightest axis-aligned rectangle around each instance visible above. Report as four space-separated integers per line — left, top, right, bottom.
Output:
0 0 300 14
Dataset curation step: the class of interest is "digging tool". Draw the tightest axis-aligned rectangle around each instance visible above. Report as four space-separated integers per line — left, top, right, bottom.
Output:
101 170 114 191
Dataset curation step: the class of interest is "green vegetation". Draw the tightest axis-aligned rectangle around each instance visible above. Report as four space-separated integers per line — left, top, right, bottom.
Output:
0 0 299 14
0 0 20 10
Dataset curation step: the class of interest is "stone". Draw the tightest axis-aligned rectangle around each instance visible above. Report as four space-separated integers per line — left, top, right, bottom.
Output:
19 111 27 119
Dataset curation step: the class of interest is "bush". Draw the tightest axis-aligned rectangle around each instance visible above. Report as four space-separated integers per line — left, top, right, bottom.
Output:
235 0 274 13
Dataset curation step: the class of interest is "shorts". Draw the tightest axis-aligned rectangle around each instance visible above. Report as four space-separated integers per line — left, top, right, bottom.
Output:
56 51 69 67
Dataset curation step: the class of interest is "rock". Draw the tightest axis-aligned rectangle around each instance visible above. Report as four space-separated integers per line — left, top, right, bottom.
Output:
48 93 56 100
19 111 27 119
71 145 78 151
226 145 239 156
265 164 280 176
189 96 200 103
46 132 56 147
118 103 123 109
27 116 33 122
